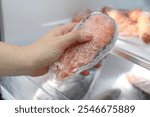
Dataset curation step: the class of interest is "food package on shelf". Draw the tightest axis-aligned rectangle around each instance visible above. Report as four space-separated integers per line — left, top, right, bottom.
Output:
101 6 150 45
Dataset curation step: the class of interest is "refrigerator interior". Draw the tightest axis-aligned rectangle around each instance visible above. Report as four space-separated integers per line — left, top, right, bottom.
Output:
0 0 150 100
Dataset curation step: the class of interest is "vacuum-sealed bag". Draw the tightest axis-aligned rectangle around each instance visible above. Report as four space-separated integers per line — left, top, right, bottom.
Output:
33 12 118 100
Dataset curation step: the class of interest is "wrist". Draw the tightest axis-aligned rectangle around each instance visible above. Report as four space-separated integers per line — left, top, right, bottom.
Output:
19 45 38 74
23 42 49 69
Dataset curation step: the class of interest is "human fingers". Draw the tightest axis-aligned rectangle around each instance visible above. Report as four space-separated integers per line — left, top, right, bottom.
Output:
51 23 77 36
57 31 93 48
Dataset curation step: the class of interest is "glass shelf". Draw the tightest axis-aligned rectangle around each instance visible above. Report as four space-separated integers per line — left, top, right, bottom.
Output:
112 39 150 70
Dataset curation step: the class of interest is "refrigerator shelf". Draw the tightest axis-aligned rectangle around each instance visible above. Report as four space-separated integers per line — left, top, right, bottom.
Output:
112 39 150 70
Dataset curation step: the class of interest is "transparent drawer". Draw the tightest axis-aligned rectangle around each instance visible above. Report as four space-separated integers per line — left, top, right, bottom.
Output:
0 76 55 100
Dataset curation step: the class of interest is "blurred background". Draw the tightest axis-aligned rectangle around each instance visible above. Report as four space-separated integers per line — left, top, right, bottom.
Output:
0 0 150 100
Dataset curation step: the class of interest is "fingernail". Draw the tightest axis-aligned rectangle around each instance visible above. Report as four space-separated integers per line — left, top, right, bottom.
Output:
80 70 89 76
93 63 102 69
83 32 93 38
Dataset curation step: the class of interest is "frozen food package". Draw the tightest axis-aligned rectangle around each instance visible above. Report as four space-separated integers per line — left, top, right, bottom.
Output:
101 7 150 45
138 12 150 44
126 65 150 95
127 75 150 95
33 12 118 100
119 11 150 46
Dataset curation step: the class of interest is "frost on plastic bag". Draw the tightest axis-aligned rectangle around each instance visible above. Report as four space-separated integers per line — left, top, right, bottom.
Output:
49 12 117 80
33 12 118 100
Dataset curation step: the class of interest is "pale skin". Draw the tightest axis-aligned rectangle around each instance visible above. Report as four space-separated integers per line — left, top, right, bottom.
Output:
0 23 94 76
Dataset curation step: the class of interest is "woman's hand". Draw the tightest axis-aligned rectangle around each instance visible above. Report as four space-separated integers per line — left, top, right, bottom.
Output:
29 23 93 76
0 23 93 76
0 23 92 76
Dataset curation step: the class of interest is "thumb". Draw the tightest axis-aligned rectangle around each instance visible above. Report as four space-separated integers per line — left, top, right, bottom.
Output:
57 30 93 48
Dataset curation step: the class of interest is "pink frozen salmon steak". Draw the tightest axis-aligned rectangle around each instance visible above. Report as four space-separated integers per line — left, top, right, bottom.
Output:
52 14 116 79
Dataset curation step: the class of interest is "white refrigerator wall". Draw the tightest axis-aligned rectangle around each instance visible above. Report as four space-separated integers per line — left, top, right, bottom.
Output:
1 0 150 45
